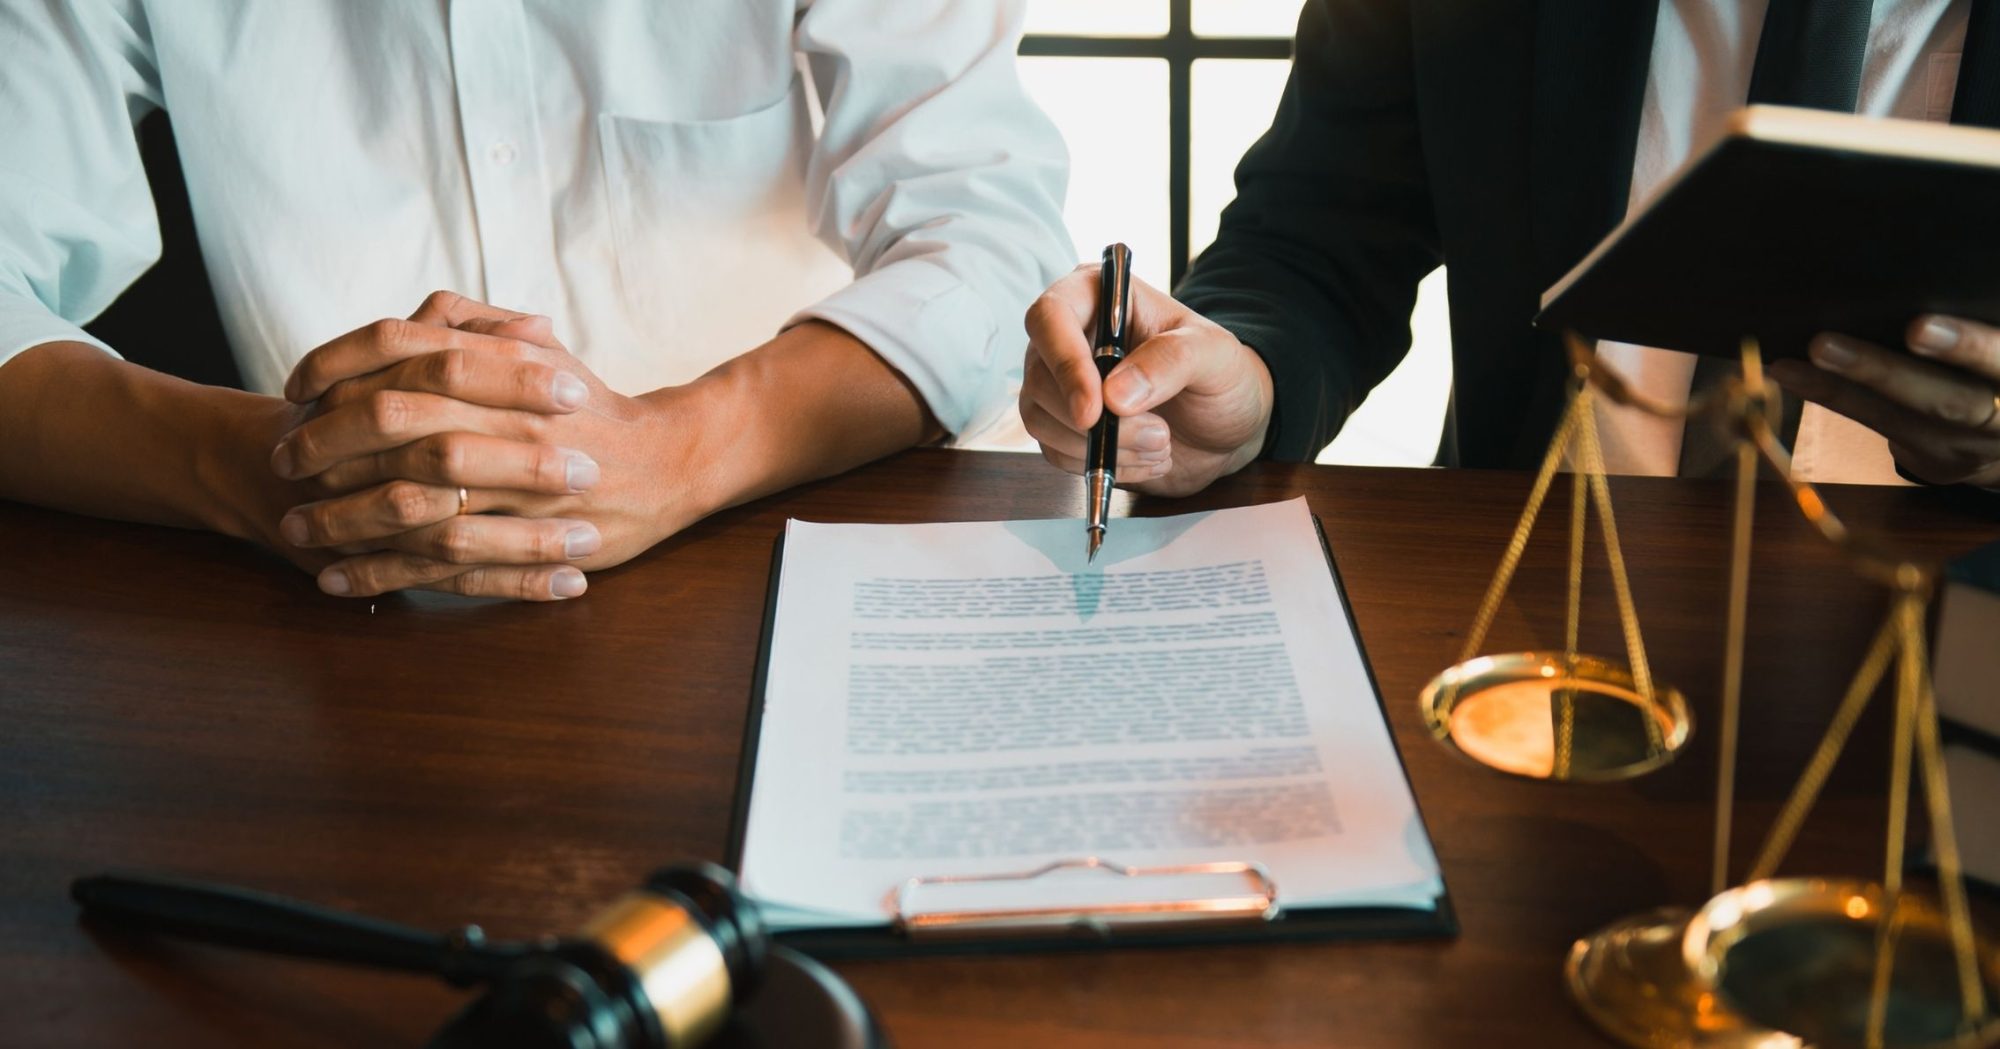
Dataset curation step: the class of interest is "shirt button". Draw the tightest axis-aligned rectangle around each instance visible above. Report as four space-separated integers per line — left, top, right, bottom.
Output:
489 141 518 166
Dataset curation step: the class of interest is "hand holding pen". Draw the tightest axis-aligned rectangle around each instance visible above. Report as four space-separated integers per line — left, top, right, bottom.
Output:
1018 247 1278 538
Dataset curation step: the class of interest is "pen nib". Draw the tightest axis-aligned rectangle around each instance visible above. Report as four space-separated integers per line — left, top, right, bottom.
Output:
1086 529 1102 563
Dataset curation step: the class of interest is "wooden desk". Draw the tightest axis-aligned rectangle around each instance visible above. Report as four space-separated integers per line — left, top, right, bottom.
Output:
3 450 1994 1048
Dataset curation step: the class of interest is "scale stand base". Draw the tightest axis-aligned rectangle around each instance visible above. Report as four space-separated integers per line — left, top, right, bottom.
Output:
1565 906 1797 1049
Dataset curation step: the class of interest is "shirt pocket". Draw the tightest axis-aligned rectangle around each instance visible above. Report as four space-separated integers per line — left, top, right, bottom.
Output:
596 76 849 362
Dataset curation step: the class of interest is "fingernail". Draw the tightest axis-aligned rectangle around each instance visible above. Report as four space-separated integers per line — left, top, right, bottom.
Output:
1811 336 1857 371
320 569 351 596
1105 370 1151 410
279 513 310 546
551 373 588 409
1138 423 1169 451
551 568 587 598
1912 317 1961 356
565 452 600 491
564 525 601 559
270 442 296 478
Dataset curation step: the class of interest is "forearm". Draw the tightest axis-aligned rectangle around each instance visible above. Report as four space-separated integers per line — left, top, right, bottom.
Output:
0 341 289 539
663 321 941 515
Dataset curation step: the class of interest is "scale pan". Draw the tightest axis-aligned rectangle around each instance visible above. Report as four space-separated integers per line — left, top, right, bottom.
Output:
1685 878 2000 1049
1419 651 1690 782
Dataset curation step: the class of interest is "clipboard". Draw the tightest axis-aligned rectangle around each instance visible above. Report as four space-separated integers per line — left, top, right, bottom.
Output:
723 513 1458 958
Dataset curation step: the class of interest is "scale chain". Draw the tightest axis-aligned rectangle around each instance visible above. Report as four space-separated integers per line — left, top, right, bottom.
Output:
1910 612 1988 1031
1573 387 1662 749
1558 442 1588 780
1452 392 1587 671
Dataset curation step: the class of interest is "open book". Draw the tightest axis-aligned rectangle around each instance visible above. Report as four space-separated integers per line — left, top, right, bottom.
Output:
1537 105 2000 357
728 499 1448 951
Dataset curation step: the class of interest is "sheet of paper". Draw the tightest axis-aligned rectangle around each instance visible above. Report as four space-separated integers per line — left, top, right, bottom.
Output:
738 498 1441 930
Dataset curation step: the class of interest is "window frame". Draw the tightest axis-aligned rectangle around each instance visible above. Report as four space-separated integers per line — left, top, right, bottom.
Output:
1020 0 1292 288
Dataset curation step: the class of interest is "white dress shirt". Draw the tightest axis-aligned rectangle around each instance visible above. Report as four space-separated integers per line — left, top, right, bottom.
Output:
0 0 1073 441
1594 0 1971 484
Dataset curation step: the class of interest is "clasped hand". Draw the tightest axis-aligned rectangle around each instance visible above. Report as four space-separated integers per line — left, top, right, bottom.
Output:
264 292 700 601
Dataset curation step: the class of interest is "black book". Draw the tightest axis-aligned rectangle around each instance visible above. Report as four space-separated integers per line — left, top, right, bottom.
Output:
1537 106 2000 358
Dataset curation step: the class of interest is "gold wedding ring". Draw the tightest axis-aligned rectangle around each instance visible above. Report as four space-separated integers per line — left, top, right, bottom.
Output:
456 487 471 515
1985 392 2000 433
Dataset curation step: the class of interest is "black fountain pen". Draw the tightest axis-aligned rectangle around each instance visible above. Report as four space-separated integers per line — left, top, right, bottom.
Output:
1085 243 1134 562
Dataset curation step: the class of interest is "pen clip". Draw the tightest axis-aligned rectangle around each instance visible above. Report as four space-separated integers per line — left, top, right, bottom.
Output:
1094 243 1133 362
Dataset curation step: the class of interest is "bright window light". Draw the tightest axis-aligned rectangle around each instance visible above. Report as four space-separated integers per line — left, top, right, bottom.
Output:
1191 0 1305 37
1024 1 1168 36
1018 57 1173 290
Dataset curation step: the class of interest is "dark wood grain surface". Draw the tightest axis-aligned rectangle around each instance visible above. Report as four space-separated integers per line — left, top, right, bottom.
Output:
4 449 1995 1048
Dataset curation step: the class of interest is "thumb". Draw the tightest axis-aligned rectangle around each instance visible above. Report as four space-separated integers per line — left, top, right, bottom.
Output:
408 289 535 329
1102 326 1246 416
458 313 558 349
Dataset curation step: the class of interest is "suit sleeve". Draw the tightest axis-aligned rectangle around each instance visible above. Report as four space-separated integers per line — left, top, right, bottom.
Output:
1174 0 1441 461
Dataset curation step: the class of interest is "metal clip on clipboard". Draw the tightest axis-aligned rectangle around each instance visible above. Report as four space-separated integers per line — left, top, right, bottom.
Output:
890 857 1281 941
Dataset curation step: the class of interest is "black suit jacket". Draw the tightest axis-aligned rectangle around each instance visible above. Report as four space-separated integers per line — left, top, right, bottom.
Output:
1177 0 2000 469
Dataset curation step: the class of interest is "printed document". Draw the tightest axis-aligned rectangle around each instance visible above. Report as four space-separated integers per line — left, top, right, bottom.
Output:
737 498 1442 930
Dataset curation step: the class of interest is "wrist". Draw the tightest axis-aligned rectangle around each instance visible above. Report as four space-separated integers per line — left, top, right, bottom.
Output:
191 390 303 543
635 370 752 528
1221 337 1276 473
1245 342 1275 462
632 320 932 530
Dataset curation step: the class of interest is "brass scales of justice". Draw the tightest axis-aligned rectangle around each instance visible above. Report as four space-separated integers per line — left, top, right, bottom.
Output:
1416 336 2000 1048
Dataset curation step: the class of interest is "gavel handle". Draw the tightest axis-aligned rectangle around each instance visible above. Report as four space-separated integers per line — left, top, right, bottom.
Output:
71 872 524 986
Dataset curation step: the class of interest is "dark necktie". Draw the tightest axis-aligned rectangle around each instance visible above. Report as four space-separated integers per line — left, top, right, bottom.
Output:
1959 0 2000 128
1676 0 1874 478
1747 0 1874 111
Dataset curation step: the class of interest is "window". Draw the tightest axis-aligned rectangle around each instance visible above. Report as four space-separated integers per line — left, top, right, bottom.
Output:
1018 0 1452 467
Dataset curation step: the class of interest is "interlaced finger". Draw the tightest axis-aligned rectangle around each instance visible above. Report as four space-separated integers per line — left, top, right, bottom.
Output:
311 432 598 496
318 346 586 415
375 512 600 566
273 390 551 480
286 318 549 404
318 551 588 601
281 481 462 548
406 289 536 330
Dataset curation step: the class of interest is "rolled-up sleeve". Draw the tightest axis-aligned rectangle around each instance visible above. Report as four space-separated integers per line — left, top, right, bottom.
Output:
790 0 1072 439
0 0 162 368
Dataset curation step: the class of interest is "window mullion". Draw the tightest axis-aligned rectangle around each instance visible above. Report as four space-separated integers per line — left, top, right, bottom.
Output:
1168 0 1192 287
